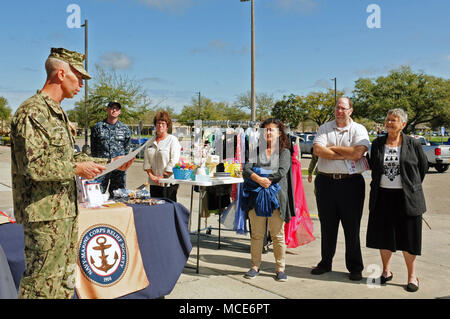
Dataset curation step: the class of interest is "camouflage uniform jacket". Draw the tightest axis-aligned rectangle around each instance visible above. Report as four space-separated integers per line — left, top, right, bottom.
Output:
10 90 107 224
90 119 131 159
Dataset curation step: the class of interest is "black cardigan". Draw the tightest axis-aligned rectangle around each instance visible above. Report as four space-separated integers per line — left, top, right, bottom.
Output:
368 133 428 216
243 148 295 223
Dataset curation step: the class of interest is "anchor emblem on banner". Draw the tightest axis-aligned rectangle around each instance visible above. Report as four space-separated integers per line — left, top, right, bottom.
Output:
90 236 119 273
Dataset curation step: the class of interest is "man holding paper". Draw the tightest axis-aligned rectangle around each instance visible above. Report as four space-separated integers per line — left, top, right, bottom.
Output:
10 48 134 299
310 97 370 281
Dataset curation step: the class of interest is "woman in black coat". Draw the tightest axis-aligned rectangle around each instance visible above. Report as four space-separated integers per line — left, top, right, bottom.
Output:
367 108 428 293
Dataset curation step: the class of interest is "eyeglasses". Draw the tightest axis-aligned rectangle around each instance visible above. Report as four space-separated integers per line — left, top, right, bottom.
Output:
156 121 167 126
385 118 401 123
335 107 351 111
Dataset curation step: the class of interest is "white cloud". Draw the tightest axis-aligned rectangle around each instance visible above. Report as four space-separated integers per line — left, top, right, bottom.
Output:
191 40 249 56
139 77 172 85
312 79 331 89
445 55 450 61
99 52 133 70
269 0 318 14
138 0 193 14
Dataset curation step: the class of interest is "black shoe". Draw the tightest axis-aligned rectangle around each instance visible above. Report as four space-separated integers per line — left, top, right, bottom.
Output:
380 272 393 285
311 266 331 275
349 272 363 281
406 278 419 292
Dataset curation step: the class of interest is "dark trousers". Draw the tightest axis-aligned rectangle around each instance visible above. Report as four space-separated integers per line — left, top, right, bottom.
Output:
97 170 126 198
314 173 365 273
150 184 179 202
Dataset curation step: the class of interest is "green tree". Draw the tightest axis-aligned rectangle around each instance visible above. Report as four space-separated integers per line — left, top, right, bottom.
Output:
233 91 275 121
218 102 250 121
352 66 450 133
67 65 152 128
271 94 308 130
177 95 249 124
0 97 12 120
303 88 346 127
0 97 12 134
142 106 176 124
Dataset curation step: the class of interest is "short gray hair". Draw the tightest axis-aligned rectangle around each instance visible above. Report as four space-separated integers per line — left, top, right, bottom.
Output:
45 57 69 79
386 108 408 123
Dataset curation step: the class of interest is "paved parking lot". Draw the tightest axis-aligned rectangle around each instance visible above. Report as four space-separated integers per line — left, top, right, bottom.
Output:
0 145 449 299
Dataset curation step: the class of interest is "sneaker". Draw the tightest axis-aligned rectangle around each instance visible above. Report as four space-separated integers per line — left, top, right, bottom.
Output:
244 268 260 279
275 271 288 282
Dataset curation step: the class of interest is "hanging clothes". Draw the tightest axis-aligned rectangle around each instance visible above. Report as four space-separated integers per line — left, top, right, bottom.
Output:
220 130 248 234
231 128 242 200
284 144 316 248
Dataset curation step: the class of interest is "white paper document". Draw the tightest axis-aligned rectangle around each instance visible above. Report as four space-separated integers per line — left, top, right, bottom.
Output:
345 156 370 174
91 139 150 180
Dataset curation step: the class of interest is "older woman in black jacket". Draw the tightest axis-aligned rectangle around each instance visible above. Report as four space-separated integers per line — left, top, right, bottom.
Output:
367 108 428 292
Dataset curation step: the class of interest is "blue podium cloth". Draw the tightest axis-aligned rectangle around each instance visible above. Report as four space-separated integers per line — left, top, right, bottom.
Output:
0 244 18 298
0 223 24 292
119 201 192 299
0 201 192 299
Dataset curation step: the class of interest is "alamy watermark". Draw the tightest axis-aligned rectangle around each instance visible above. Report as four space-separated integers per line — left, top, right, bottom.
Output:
66 4 82 29
366 4 381 29
365 263 383 288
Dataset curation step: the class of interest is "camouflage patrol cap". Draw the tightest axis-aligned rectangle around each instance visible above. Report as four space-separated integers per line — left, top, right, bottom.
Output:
48 47 91 80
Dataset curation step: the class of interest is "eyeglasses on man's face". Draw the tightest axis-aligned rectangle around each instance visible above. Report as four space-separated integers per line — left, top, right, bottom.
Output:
335 107 351 111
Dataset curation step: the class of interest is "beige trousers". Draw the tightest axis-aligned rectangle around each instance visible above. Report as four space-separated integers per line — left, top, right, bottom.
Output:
248 209 286 272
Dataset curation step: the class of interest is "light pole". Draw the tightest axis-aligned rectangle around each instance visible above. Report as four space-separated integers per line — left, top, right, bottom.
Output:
81 19 89 153
197 92 201 120
331 77 337 105
241 0 256 122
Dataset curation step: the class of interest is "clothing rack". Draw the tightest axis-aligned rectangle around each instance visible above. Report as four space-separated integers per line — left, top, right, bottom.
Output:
185 120 261 127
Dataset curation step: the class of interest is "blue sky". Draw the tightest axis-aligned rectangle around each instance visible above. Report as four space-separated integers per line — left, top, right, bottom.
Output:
1 0 449 114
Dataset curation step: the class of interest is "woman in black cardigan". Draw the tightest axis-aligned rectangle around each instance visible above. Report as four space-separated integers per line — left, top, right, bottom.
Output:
242 118 292 282
367 108 428 292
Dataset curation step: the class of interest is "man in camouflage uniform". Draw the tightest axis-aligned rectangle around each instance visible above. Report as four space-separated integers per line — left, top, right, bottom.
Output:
90 101 131 197
10 48 133 299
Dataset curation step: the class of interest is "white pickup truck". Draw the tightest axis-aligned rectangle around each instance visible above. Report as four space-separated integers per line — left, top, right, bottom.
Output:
413 136 450 173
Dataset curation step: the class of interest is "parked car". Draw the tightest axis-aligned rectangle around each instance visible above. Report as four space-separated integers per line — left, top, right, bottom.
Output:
411 135 450 173
131 137 149 159
291 132 316 156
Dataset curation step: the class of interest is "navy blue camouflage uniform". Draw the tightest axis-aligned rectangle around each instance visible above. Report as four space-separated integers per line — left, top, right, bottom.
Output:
90 119 131 197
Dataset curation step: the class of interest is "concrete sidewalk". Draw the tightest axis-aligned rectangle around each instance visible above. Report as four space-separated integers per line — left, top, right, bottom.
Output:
0 145 449 299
